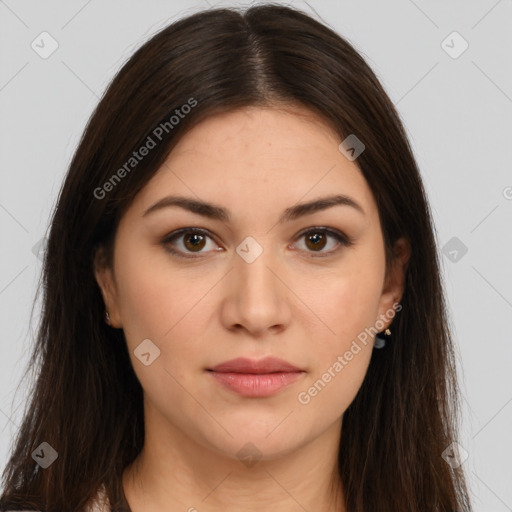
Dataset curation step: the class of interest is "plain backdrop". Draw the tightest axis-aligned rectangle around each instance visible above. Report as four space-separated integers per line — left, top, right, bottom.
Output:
1 1 511 510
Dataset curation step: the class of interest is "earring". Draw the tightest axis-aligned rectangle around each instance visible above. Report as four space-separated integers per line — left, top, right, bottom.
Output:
105 311 111 325
374 327 391 349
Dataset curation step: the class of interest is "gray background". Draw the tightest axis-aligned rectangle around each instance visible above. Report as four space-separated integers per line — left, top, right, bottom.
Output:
1 0 511 509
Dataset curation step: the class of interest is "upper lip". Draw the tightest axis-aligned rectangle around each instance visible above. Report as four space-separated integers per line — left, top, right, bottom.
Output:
208 357 303 374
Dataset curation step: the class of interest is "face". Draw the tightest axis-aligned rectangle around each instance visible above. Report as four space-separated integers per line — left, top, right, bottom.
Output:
95 105 409 463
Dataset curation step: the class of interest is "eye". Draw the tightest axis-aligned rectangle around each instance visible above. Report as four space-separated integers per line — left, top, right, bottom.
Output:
162 228 221 258
292 227 354 257
162 227 354 259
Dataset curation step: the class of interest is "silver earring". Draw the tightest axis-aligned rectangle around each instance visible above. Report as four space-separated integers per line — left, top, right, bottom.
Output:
374 328 391 349
105 311 111 324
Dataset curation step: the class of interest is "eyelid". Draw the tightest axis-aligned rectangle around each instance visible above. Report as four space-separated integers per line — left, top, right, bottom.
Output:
161 226 354 258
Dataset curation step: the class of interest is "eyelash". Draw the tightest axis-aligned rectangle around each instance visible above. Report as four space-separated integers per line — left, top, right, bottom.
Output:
161 227 354 259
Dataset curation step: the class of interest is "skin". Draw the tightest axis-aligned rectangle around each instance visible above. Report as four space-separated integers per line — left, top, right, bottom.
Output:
94 104 410 512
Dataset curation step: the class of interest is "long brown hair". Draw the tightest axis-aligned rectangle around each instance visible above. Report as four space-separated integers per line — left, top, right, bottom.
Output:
0 4 472 511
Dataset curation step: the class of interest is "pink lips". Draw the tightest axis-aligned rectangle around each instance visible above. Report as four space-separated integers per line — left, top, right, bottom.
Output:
207 357 305 397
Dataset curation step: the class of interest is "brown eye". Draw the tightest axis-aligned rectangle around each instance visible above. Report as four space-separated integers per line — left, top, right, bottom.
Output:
183 233 207 252
304 232 327 251
294 228 354 257
163 227 353 260
162 228 219 258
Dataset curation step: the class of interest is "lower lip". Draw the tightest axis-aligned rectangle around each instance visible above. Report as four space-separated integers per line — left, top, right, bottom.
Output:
208 371 305 397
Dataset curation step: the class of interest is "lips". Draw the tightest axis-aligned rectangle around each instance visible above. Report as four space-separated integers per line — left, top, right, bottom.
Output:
207 356 303 374
207 357 305 397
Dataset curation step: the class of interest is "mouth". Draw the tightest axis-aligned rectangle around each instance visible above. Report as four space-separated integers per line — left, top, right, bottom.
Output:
206 356 306 397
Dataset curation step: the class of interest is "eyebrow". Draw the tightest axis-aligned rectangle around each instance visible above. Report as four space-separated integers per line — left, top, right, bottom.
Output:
142 193 365 223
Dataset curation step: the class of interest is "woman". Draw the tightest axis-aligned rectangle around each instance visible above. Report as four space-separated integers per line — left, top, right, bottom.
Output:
0 3 473 511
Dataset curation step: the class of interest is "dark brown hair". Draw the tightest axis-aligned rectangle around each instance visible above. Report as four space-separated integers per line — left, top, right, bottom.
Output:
0 4 472 511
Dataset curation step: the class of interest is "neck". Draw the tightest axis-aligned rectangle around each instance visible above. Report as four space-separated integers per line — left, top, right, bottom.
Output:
122 415 346 512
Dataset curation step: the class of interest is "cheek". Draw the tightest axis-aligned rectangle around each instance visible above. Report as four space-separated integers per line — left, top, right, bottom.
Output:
112 244 212 408
115 253 169 342
308 250 385 349
113 241 215 363
296 245 385 408
295 274 380 420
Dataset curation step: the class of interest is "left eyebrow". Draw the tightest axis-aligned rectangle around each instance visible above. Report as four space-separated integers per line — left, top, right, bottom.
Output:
142 194 365 222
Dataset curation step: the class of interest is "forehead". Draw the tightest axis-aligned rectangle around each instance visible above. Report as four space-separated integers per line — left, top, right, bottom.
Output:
130 106 378 224
169 105 343 167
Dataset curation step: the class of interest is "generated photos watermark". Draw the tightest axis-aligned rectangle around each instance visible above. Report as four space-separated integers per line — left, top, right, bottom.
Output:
93 97 198 200
297 302 402 405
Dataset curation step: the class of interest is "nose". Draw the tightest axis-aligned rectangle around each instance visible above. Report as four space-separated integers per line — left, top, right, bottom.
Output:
220 241 292 337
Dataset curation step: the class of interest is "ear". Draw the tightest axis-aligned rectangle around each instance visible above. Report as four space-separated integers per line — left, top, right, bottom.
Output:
93 246 122 328
376 236 410 329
